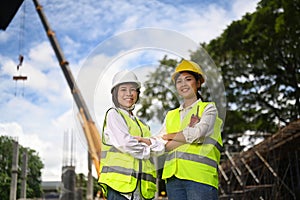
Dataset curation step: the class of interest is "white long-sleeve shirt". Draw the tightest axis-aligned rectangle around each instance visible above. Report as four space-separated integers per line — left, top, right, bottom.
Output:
103 107 165 160
156 99 218 143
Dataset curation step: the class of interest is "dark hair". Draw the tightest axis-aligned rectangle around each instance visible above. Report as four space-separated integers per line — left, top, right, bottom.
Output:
174 71 204 101
111 83 140 108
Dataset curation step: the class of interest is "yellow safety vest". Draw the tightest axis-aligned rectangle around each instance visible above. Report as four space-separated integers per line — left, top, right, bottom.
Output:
162 102 223 189
99 108 156 199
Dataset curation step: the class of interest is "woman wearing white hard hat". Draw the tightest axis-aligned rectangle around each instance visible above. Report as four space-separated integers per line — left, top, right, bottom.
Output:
98 70 164 200
159 60 223 200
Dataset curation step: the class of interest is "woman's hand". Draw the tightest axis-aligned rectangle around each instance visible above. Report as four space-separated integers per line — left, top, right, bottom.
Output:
162 133 177 140
165 140 185 151
134 136 151 146
163 132 186 143
189 114 200 127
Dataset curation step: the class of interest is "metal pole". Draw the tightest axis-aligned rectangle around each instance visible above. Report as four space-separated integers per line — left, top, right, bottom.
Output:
219 165 230 184
225 150 242 175
225 150 243 186
20 150 28 199
241 158 259 184
9 140 19 200
87 153 93 200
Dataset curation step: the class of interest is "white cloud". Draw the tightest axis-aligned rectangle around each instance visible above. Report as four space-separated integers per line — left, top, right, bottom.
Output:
0 31 10 42
0 121 62 180
28 42 57 69
1 56 17 76
232 0 259 18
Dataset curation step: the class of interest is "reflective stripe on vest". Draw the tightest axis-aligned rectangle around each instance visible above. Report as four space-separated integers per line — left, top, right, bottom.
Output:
162 102 223 189
165 151 218 169
99 108 156 199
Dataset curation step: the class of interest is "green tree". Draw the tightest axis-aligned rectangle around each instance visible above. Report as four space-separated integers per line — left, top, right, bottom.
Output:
0 135 44 199
138 0 299 152
75 173 102 199
137 56 179 123
198 0 299 150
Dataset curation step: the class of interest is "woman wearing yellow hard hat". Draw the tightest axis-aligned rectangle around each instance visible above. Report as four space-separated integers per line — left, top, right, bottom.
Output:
159 60 223 200
98 70 165 200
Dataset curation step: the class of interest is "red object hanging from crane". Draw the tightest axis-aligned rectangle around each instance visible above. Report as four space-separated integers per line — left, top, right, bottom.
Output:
13 54 27 81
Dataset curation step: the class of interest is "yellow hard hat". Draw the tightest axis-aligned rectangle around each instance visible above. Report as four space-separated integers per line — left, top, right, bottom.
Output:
172 60 205 83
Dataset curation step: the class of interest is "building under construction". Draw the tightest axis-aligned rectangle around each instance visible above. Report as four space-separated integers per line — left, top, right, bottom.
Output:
218 119 300 200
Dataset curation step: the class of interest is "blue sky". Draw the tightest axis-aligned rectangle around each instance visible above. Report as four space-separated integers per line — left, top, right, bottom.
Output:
0 0 259 181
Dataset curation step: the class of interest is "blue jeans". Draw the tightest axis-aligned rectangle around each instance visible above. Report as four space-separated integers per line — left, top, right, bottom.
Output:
107 187 128 200
166 176 218 200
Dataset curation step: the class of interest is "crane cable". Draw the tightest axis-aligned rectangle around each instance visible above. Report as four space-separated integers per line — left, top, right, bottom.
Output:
14 2 27 96
18 1 25 67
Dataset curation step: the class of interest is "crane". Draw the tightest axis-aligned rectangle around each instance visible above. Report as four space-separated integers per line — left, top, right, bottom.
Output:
32 0 102 177
0 0 102 177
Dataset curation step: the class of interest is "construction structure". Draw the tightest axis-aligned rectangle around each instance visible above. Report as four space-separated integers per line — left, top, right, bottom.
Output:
218 119 300 199
9 140 19 200
61 130 76 200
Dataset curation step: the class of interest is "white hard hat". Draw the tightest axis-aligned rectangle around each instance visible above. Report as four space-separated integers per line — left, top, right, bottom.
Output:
111 70 141 92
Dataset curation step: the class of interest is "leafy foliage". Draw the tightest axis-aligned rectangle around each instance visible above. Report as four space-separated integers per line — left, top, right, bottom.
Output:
203 0 299 130
137 56 180 123
0 135 44 199
76 173 102 198
138 0 300 151
193 0 300 150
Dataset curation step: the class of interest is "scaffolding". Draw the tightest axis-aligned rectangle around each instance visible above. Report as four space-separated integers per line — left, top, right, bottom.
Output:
219 119 300 200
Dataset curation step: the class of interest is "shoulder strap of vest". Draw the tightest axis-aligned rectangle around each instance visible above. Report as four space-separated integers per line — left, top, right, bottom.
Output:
134 116 150 131
102 107 127 145
197 101 211 116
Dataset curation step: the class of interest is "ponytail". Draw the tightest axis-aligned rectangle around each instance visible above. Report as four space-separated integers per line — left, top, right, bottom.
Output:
197 90 204 101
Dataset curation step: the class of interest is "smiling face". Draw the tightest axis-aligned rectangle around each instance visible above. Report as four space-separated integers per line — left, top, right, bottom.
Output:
175 72 201 100
117 83 138 109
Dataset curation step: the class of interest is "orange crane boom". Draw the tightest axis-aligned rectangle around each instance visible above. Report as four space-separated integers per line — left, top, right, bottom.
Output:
32 0 101 177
